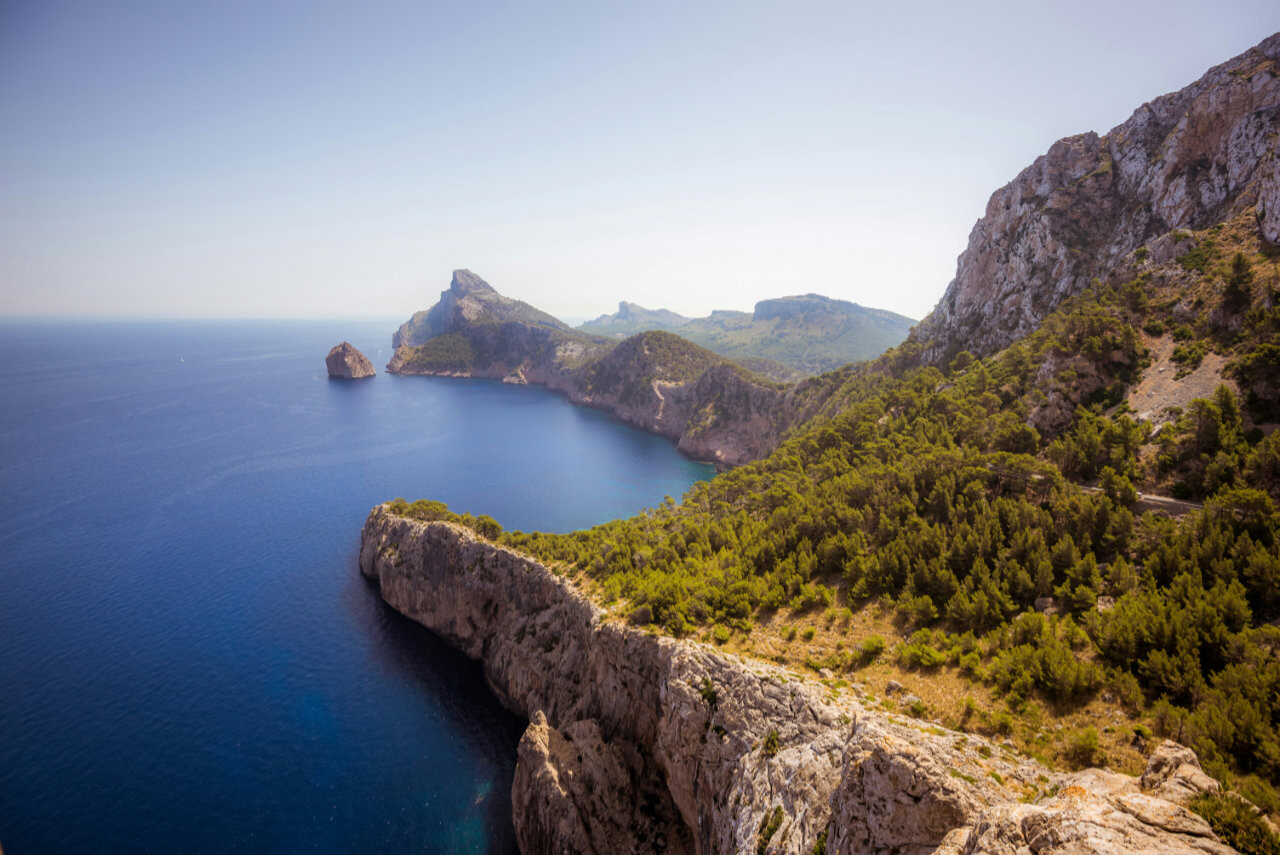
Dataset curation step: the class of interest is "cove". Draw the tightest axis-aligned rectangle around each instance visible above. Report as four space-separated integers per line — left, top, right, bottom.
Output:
0 319 713 854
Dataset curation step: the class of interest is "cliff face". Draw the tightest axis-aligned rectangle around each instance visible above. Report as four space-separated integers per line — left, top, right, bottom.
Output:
913 32 1280 363
360 507 1232 855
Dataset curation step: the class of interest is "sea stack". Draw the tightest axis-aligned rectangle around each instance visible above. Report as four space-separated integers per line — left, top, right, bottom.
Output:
326 342 375 379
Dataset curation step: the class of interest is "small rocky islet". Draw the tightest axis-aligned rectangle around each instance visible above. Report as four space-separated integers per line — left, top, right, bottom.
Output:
325 341 375 379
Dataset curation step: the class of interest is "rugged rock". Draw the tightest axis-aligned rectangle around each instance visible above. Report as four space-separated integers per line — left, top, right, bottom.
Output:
513 711 695 854
325 341 375 379
360 507 1232 855
913 32 1280 364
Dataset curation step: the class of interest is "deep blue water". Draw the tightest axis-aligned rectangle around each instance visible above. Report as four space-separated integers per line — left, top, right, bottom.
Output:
0 319 713 854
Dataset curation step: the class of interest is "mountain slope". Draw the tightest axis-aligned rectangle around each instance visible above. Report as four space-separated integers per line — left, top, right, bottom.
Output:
579 293 915 377
913 32 1280 365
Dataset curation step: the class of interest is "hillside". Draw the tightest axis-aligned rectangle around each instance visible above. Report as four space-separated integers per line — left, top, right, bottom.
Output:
375 33 1280 854
579 293 915 378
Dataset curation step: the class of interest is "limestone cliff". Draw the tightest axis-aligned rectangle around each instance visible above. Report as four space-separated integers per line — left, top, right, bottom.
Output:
360 507 1233 855
325 341 375 379
913 32 1280 364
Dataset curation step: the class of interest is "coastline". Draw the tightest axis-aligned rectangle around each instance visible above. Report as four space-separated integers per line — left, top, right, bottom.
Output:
359 505 1232 854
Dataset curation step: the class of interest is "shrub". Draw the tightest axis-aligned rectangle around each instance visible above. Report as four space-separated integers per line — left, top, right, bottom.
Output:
1189 793 1280 855
757 805 785 855
859 634 886 662
1065 726 1102 768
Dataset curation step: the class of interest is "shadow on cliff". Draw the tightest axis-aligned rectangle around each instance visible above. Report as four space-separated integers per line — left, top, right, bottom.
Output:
341 558 528 854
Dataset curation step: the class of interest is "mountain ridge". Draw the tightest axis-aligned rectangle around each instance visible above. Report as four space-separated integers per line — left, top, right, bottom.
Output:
579 293 915 377
911 32 1280 365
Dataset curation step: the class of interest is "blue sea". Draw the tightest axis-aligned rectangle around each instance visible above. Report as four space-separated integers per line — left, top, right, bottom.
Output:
0 319 713 854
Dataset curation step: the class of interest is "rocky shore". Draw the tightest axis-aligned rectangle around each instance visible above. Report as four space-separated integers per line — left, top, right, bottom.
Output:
360 506 1234 854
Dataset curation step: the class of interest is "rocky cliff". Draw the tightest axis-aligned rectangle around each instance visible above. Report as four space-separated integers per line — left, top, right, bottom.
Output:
360 507 1234 855
913 32 1280 364
325 341 375 379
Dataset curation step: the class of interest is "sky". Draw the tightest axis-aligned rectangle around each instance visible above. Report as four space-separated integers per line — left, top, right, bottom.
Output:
1 2 1278 324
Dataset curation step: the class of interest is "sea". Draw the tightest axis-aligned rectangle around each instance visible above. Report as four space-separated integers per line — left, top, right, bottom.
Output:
0 319 713 854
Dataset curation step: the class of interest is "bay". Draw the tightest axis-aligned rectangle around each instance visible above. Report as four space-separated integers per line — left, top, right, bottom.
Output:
0 319 712 854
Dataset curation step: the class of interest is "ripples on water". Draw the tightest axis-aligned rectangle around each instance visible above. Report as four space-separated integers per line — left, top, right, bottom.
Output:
0 319 713 854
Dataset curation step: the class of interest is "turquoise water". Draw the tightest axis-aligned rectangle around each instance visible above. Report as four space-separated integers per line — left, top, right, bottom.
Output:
0 319 713 853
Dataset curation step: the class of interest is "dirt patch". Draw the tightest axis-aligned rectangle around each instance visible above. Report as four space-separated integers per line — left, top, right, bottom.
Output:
1126 335 1235 424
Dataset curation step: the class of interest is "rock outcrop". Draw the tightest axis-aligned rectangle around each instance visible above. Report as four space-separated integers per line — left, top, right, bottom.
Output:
325 341 375 379
913 32 1280 364
360 507 1232 854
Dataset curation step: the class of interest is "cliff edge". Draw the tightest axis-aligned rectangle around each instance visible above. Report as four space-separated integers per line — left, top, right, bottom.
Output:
360 507 1233 854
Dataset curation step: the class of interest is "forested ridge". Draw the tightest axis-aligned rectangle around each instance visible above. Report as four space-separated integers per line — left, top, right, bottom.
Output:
388 215 1280 833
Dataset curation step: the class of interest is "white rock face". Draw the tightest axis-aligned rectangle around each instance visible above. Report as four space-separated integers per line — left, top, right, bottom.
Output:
359 508 1233 855
915 33 1280 364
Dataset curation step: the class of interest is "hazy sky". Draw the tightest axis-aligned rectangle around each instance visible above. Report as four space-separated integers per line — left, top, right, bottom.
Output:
2 2 1277 323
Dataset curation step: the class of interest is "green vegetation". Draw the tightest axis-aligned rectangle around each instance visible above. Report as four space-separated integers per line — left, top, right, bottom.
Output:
388 217 1280 822
399 332 481 372
757 805 784 855
1190 792 1280 855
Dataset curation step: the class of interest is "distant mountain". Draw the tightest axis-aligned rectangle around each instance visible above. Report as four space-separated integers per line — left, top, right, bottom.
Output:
392 269 568 349
578 293 914 377
581 301 692 334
